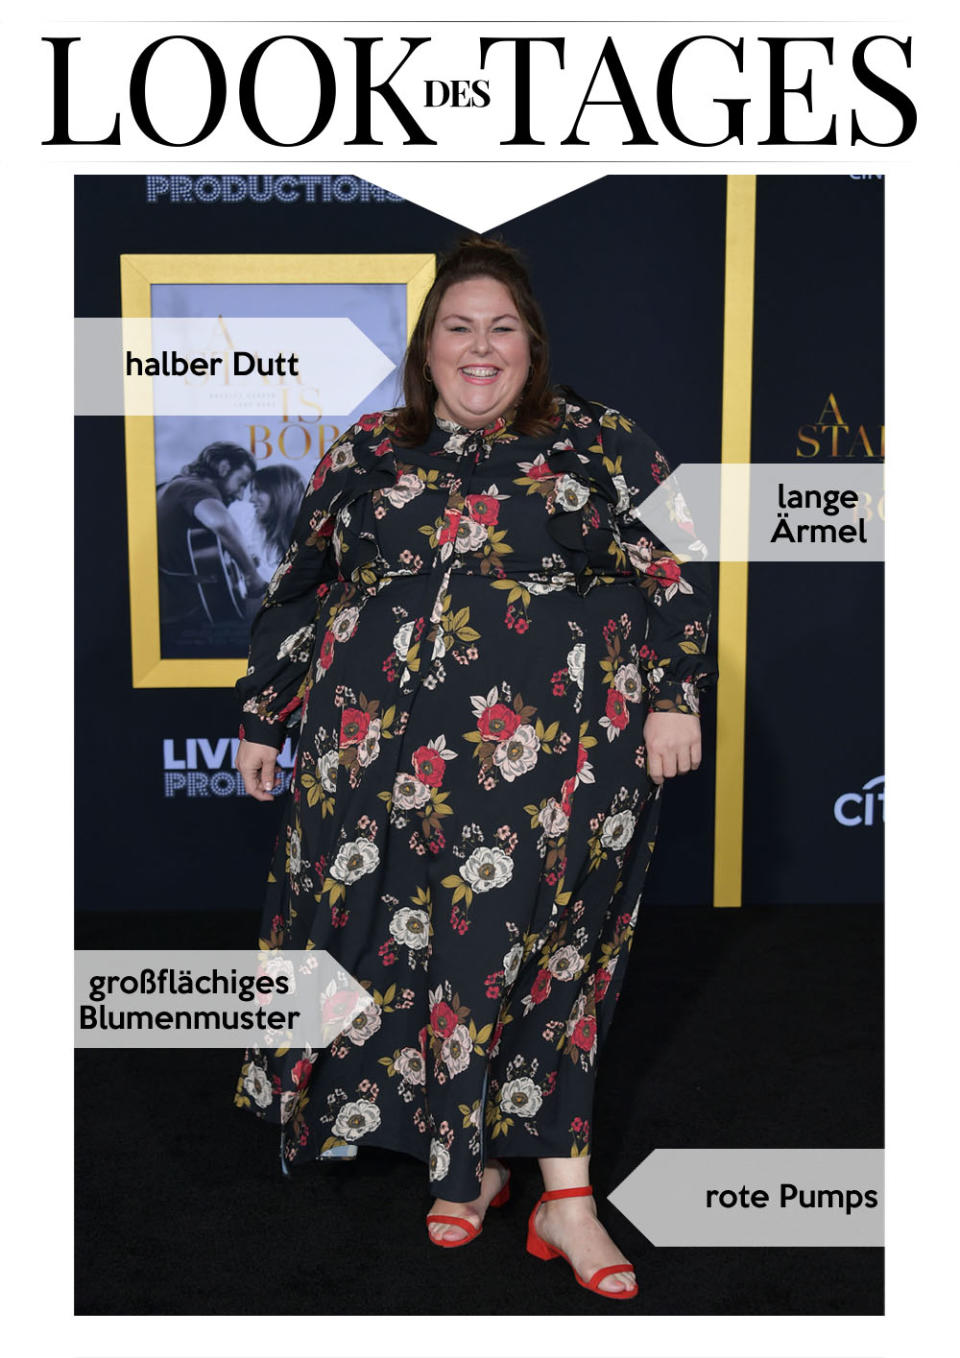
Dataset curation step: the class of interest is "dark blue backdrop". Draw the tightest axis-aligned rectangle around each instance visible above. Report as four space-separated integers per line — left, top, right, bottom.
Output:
74 173 882 912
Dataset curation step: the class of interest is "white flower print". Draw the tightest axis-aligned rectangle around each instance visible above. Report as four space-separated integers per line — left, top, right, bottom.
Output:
492 724 540 781
567 643 585 688
429 1138 451 1182
455 517 489 552
329 837 380 883
500 1076 543 1118
276 624 315 664
393 1047 426 1085
392 773 431 810
345 1001 382 1046
503 941 524 987
441 1024 473 1077
614 663 643 703
356 718 382 767
600 809 637 850
389 907 430 950
279 1089 298 1124
319 748 340 793
539 798 569 836
441 429 471 458
330 606 360 643
461 845 514 893
681 679 701 714
554 475 590 511
288 829 302 876
242 1063 273 1109
332 1097 381 1141
612 472 631 515
383 472 424 508
546 944 585 980
328 440 356 472
393 620 415 661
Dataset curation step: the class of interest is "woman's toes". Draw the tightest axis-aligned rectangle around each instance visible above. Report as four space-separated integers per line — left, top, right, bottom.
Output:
599 1269 635 1293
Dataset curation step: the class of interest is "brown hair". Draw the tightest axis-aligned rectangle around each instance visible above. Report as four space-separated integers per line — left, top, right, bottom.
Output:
392 236 557 445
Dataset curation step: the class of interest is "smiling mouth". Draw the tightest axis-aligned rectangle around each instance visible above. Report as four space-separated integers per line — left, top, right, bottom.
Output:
460 366 500 383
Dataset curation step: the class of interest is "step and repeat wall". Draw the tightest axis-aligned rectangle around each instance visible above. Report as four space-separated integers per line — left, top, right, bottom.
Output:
74 173 882 911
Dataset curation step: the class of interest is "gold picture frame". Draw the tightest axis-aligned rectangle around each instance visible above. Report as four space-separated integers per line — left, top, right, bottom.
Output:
120 252 435 688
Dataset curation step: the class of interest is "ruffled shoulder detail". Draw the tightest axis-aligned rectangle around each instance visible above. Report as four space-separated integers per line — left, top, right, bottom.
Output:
540 390 623 595
324 412 401 516
323 413 403 582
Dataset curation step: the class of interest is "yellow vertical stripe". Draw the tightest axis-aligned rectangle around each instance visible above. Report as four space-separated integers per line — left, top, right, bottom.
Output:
713 176 757 907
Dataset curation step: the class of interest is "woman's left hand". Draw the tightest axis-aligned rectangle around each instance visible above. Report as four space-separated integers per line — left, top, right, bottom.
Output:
643 712 702 784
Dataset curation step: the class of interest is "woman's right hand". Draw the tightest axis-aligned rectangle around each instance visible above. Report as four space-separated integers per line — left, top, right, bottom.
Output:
236 739 281 801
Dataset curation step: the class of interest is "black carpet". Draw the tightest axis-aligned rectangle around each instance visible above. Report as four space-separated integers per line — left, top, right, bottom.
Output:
74 903 882 1315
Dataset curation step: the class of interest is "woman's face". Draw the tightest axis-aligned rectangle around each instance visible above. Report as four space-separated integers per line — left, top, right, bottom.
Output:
250 485 271 518
426 276 531 429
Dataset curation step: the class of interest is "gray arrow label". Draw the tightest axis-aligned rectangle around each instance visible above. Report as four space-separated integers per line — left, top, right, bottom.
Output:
608 1149 883 1246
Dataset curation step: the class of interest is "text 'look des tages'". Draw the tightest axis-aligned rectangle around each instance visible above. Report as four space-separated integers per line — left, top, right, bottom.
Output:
43 34 915 149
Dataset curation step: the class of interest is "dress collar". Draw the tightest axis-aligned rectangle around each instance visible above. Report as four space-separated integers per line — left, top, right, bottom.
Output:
433 404 518 440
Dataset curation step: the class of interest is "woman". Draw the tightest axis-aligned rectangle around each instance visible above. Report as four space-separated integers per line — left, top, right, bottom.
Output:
248 463 306 581
234 238 715 1299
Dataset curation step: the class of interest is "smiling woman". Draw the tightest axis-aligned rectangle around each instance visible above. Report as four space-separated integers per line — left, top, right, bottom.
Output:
427 278 531 429
233 235 717 1300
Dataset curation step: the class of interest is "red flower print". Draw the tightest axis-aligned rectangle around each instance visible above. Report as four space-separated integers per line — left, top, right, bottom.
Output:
477 703 521 742
340 707 371 746
277 695 302 723
318 630 336 671
430 1001 459 1040
465 493 500 525
561 775 576 816
530 968 552 1005
438 509 461 545
576 744 589 773
644 557 682 586
571 1015 597 1051
526 457 554 481
373 437 391 457
412 746 445 787
593 968 612 1001
291 1057 314 1087
310 457 331 491
357 412 383 431
605 689 629 729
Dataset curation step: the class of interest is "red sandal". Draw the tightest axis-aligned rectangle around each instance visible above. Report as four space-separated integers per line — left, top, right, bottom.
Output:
426 1169 511 1248
526 1186 638 1299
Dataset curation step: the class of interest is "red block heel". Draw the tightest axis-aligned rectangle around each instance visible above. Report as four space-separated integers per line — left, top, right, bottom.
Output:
427 1169 511 1248
525 1186 638 1300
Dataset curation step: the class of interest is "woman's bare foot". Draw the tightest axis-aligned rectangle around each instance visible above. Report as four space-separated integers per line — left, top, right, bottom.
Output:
532 1195 635 1294
427 1158 509 1245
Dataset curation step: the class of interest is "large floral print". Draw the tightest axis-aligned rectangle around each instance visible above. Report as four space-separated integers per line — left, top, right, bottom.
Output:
235 393 715 1197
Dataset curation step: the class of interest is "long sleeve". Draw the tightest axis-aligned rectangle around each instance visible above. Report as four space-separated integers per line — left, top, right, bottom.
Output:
236 424 362 748
600 406 718 715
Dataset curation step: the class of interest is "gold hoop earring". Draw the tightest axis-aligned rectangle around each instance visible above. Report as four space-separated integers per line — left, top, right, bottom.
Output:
422 362 433 384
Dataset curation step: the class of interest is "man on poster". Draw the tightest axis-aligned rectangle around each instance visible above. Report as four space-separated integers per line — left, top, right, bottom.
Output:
156 441 266 650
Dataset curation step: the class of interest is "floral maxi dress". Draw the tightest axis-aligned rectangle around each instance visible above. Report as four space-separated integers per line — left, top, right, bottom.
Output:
234 392 716 1201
